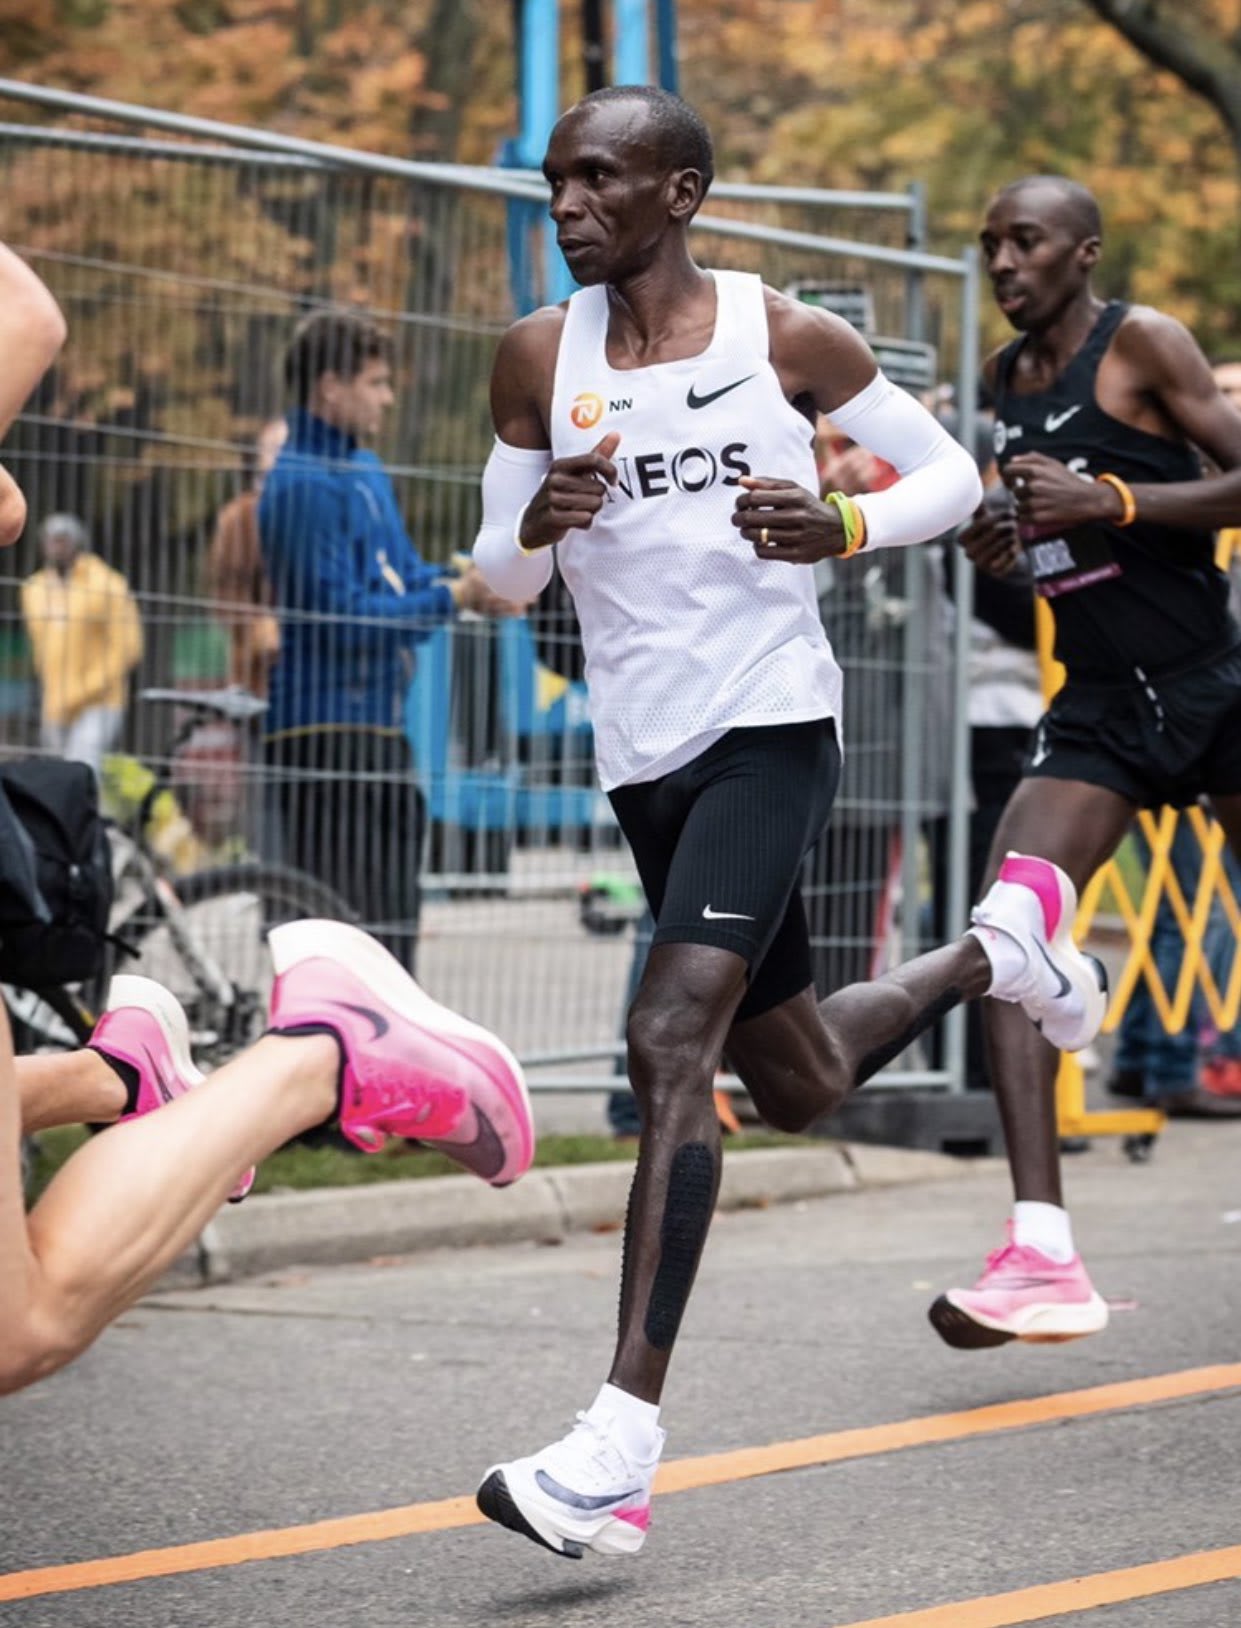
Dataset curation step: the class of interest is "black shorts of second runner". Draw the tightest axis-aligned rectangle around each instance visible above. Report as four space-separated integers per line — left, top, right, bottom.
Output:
608 718 842 1022
1025 639 1241 808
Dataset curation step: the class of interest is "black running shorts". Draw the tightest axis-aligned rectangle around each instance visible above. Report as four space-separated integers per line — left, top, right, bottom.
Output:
608 718 842 1022
1025 642 1241 808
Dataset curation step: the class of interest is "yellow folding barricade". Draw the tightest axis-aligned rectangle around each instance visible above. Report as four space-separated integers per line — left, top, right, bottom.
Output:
1035 533 1241 1147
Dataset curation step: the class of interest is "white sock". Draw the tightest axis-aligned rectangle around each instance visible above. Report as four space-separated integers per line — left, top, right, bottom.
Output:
967 923 1028 998
590 1382 663 1462
1013 1201 1075 1263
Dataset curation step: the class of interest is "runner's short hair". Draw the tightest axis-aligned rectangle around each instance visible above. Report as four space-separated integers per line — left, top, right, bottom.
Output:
283 311 394 405
576 85 715 195
995 176 1102 243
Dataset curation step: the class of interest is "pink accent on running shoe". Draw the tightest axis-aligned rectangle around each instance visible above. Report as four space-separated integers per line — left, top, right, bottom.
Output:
997 854 1063 939
267 922 535 1184
268 957 470 1146
948 1225 1105 1340
92 1007 193 1122
90 984 255 1203
614 1505 651 1532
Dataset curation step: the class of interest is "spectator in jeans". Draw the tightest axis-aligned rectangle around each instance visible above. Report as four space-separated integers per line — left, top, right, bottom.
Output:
260 310 514 970
21 513 143 780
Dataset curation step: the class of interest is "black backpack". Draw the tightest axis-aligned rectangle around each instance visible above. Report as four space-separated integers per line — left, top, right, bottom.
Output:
0 758 114 990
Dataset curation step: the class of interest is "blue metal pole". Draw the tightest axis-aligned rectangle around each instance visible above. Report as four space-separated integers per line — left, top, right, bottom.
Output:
507 0 573 309
655 0 679 93
519 0 559 168
613 0 650 84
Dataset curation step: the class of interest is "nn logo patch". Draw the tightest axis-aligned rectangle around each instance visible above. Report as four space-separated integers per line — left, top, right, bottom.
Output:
570 392 604 430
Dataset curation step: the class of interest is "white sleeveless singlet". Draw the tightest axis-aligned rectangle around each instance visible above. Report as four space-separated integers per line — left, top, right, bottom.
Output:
550 270 843 791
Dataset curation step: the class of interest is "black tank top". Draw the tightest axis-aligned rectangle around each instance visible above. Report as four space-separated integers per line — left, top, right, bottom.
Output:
993 300 1235 680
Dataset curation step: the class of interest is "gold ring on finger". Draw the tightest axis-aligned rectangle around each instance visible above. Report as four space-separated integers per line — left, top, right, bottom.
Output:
760 526 770 547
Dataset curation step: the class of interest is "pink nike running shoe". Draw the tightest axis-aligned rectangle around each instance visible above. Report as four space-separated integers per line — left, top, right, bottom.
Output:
970 852 1108 1053
929 1225 1109 1349
267 920 534 1186
89 975 255 1202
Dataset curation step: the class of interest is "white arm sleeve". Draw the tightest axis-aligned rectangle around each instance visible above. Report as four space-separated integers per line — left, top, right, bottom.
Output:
830 373 983 550
472 438 556 599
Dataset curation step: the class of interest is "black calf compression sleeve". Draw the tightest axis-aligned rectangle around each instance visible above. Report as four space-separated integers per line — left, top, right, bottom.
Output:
643 1142 717 1351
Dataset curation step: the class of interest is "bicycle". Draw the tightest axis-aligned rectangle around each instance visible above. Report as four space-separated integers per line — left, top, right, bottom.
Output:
5 686 357 1063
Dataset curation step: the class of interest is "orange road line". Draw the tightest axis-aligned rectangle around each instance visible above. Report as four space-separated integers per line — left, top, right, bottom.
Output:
3 1361 1240 1603
835 1542 1241 1626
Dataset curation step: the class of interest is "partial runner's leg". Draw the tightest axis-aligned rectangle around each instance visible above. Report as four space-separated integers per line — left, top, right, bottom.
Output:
929 775 1134 1351
726 938 990 1133
17 1049 126 1134
979 778 1133 1204
1 1025 338 1395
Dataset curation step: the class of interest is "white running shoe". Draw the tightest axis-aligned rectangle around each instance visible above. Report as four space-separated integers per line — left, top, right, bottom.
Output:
477 1406 664 1559
970 853 1108 1052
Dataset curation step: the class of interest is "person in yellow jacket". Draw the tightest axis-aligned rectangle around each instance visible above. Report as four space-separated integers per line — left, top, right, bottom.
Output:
21 513 143 779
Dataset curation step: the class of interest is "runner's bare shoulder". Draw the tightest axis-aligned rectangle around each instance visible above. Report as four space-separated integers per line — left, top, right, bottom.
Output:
491 304 568 423
761 285 876 407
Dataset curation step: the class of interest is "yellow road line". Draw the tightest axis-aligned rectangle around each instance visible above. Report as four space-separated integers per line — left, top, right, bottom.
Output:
836 1542 1241 1626
3 1362 1240 1603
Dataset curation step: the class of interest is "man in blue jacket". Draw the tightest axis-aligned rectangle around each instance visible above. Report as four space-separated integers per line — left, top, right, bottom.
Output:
260 310 510 970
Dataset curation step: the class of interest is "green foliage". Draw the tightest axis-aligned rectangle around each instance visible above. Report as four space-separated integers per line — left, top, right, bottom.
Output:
24 1124 804 1203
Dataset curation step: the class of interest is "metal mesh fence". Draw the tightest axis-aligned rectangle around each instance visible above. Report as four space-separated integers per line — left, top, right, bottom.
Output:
0 88 976 1094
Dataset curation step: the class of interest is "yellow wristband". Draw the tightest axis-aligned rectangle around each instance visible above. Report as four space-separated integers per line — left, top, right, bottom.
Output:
841 501 867 558
824 490 867 557
1096 472 1137 527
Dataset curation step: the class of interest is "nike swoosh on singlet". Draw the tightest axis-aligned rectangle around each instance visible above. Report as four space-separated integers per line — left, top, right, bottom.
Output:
433 1106 506 1181
535 1470 646 1511
702 905 755 921
686 373 757 410
1043 405 1082 433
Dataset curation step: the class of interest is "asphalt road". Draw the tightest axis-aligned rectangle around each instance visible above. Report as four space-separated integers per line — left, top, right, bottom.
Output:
4 1118 1241 1628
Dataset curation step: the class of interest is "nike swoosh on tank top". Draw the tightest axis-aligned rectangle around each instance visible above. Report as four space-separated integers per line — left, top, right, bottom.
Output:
550 270 842 791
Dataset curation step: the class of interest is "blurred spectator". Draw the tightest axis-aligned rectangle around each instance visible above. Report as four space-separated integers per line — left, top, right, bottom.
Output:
259 310 514 970
21 512 142 780
206 417 286 698
803 420 951 997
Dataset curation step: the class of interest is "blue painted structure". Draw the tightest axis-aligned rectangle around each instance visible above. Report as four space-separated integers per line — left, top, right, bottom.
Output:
405 622 613 839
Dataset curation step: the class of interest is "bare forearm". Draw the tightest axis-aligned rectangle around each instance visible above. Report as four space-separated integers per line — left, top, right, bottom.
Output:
0 464 28 547
1120 473 1241 533
0 245 66 440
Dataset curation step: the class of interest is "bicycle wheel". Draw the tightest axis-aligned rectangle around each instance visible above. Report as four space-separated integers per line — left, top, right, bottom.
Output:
117 862 357 1067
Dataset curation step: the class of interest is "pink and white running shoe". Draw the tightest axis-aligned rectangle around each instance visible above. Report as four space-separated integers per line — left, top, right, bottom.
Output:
929 1226 1109 1349
89 975 255 1203
477 1404 664 1559
970 852 1108 1053
266 919 534 1186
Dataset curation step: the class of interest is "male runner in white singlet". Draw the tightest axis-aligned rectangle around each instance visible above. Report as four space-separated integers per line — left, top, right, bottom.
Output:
471 87 1106 1560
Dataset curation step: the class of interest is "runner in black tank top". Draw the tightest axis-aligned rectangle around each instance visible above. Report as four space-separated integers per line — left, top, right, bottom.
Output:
993 300 1235 680
930 175 1241 1355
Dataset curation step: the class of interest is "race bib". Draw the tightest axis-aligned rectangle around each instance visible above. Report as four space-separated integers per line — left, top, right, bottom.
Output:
1024 526 1123 599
